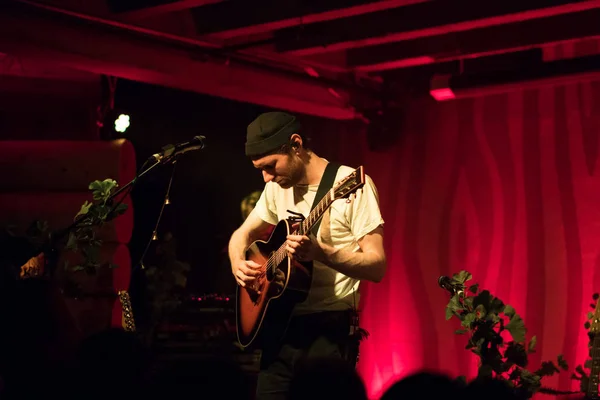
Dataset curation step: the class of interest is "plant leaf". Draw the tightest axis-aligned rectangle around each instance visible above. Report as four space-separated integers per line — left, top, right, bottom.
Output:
536 361 560 377
75 201 92 219
461 312 476 328
66 232 78 251
114 203 128 214
519 368 541 385
453 270 472 285
489 296 505 314
468 284 479 294
446 294 462 320
478 364 493 378
505 342 528 367
504 305 516 318
474 304 486 319
473 290 492 313
557 355 568 370
528 335 537 353
445 305 454 320
505 313 527 343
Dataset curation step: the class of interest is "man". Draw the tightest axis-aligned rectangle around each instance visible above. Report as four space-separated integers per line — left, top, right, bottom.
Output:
228 111 386 399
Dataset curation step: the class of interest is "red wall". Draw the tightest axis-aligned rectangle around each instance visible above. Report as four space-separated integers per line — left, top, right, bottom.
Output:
354 79 600 398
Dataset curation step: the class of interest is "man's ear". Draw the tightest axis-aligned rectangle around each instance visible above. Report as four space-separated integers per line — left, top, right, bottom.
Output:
290 133 303 149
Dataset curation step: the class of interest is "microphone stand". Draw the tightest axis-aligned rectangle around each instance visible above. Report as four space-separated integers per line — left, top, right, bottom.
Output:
18 151 181 280
54 156 163 241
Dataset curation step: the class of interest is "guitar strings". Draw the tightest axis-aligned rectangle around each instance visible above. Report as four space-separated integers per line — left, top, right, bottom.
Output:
254 190 332 283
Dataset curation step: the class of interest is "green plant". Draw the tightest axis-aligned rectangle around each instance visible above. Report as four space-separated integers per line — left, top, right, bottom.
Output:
444 271 569 398
63 179 128 274
569 293 600 393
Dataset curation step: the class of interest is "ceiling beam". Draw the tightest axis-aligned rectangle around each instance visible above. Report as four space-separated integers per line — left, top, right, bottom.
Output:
276 0 600 56
347 9 600 72
0 53 98 82
116 0 224 20
0 2 377 120
191 0 427 39
430 54 600 100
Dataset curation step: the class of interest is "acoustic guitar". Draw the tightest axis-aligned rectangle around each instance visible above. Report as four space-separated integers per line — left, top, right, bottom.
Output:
236 166 365 348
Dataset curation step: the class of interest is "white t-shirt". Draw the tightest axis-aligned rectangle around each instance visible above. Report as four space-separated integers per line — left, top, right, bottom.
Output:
252 164 384 315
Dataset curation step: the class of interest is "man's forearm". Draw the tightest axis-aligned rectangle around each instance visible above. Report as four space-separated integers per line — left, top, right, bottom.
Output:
317 245 386 283
228 228 251 264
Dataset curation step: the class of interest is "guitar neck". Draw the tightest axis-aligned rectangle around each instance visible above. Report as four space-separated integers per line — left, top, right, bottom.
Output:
297 190 334 236
588 335 600 399
266 165 365 269
269 189 334 268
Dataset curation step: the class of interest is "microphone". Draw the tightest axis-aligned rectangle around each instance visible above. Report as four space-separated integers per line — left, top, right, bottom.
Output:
438 275 464 296
151 135 206 162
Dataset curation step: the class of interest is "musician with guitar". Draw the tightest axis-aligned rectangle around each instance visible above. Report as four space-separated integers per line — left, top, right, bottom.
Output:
228 111 387 400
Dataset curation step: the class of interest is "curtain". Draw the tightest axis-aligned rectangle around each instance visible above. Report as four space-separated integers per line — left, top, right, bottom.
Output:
354 79 600 398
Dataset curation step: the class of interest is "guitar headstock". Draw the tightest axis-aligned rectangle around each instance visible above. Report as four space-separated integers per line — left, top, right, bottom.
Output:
333 166 365 200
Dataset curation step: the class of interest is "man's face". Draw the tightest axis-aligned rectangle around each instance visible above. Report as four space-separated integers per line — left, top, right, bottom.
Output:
252 152 304 189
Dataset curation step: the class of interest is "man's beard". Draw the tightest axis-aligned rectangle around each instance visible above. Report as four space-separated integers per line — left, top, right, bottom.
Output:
277 161 304 189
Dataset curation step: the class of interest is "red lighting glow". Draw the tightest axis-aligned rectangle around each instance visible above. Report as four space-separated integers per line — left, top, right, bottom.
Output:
430 88 456 101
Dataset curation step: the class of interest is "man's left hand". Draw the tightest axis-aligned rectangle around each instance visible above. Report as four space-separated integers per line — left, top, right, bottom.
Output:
286 222 328 262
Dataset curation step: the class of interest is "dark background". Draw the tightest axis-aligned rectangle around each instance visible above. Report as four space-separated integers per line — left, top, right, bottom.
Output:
113 79 356 298
115 80 269 296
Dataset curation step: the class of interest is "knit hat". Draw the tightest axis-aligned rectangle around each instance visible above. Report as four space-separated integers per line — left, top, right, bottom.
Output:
245 111 301 157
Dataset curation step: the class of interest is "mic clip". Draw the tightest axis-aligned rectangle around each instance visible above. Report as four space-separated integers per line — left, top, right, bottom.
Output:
150 135 206 163
156 143 177 161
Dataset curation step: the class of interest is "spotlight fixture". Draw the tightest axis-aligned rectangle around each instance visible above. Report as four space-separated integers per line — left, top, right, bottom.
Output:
114 114 130 133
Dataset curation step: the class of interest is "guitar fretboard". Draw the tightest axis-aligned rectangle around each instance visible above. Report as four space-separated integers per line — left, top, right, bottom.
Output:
267 189 334 272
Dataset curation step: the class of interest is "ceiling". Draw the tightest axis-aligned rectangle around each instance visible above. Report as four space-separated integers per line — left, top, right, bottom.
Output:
1 0 600 119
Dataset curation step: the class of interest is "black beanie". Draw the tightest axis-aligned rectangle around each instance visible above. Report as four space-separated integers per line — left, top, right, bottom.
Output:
245 111 301 157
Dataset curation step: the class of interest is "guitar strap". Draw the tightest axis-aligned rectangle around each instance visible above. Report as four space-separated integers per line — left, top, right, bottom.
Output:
310 162 341 236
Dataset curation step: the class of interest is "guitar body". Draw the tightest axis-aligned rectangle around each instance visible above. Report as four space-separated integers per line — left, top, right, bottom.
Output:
236 219 313 348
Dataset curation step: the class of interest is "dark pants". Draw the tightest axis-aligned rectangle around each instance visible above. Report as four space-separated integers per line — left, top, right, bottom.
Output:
255 310 359 400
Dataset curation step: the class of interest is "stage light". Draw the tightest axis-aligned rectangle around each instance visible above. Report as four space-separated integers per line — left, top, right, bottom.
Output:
97 108 132 139
429 88 456 101
429 74 456 101
114 114 130 133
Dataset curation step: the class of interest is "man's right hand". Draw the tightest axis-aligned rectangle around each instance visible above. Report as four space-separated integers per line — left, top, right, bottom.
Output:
232 259 263 288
